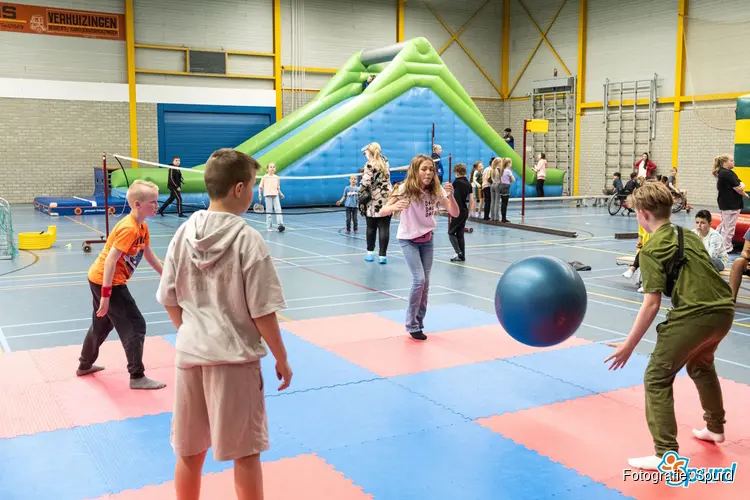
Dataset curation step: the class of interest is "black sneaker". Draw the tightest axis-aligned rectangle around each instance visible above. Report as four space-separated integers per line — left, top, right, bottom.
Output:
409 331 427 341
451 255 465 262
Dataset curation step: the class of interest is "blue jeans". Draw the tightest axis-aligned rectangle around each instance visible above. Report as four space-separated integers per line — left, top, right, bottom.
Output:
265 195 283 227
399 238 434 333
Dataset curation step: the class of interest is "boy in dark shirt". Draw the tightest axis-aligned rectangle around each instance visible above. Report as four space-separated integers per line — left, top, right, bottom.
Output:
605 182 735 471
158 155 186 217
448 163 472 262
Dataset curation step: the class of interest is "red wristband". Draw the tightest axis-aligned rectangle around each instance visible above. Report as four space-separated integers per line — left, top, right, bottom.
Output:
101 286 112 298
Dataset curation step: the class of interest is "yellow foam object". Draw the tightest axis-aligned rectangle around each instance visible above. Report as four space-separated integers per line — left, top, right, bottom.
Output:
18 226 57 250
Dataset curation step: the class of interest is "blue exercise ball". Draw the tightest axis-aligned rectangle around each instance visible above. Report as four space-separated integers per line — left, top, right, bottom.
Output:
494 255 588 347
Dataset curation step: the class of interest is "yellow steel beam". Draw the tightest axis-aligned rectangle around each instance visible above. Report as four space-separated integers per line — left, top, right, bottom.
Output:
579 91 748 110
573 0 587 196
282 66 338 74
672 0 688 168
502 0 510 98
134 43 274 58
422 0 502 96
517 0 571 76
437 0 492 56
125 0 138 164
273 0 282 120
397 0 404 42
508 0 568 98
135 69 274 80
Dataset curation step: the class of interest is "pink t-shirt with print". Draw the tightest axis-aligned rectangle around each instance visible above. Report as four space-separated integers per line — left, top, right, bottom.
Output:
395 184 447 241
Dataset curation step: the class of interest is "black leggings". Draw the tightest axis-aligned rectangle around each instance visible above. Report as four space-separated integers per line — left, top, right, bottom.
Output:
536 179 545 197
483 187 491 219
448 210 468 257
366 215 391 256
501 194 510 221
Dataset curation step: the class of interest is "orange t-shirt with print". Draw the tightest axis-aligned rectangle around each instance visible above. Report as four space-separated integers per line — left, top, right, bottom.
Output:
88 214 150 286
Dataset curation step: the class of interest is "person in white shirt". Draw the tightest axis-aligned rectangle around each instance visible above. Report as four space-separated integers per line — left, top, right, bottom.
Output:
693 210 728 271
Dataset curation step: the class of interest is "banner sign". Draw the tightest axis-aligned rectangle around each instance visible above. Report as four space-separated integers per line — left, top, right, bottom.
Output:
0 3 125 40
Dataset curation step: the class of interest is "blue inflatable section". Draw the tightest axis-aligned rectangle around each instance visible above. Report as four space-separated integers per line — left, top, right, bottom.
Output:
277 87 562 206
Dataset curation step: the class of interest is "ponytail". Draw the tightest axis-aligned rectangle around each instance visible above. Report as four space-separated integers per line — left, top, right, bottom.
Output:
713 154 730 178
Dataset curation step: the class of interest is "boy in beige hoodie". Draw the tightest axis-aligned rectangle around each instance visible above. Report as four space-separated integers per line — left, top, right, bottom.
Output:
157 148 293 500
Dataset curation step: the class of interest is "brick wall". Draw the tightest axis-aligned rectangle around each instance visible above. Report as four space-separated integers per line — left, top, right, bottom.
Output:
577 105 674 195
0 98 156 204
676 103 736 206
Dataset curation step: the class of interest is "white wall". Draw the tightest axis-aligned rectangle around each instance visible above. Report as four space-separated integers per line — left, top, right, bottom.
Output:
683 0 750 95
134 0 274 89
404 0 503 98
508 0 578 98
585 0 678 101
0 0 126 83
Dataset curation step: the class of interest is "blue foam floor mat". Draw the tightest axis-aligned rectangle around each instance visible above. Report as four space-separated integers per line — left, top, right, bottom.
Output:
319 421 631 500
262 329 381 395
375 303 498 333
505 342 687 394
0 413 306 500
390 357 593 419
266 379 466 452
163 331 381 395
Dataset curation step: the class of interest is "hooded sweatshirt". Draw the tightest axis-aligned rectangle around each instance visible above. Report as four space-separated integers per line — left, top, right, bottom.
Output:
156 210 287 368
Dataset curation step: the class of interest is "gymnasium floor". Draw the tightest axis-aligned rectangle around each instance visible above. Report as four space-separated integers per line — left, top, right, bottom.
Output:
1 202 749 499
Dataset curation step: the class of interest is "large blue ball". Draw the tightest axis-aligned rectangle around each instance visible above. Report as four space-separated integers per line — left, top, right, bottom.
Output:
495 255 588 347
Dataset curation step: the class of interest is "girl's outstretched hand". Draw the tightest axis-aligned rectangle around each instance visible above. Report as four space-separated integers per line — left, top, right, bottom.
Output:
604 341 635 371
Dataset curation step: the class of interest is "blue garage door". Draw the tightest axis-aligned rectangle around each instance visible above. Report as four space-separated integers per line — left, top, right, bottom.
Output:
157 104 276 167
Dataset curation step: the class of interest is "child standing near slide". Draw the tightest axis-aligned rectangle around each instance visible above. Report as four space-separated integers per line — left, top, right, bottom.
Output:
259 163 285 232
157 148 292 499
605 182 735 471
379 154 458 340
336 175 359 233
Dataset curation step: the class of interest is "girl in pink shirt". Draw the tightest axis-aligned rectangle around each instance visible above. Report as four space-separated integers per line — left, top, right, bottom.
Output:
380 154 459 340
259 163 285 232
533 153 547 197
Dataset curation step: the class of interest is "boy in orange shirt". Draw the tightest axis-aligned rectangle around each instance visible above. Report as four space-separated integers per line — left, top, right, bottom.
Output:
77 179 167 390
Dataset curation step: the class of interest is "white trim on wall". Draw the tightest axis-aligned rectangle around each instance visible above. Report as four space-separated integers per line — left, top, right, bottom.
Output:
0 77 276 107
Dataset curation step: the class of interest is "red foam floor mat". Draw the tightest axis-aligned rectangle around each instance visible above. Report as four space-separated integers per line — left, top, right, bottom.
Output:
28 336 176 383
326 334 479 377
428 325 591 362
325 325 592 377
478 377 750 499
0 351 47 389
0 382 73 438
281 313 404 346
90 454 372 499
50 365 175 428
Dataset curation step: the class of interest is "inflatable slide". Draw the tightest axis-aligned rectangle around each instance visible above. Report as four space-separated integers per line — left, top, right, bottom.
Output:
108 37 565 207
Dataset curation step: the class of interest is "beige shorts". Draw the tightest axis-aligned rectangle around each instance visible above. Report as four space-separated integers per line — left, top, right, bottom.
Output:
171 361 269 462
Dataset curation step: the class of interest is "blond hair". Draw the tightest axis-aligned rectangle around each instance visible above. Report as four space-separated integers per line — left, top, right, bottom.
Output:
393 154 442 202
126 179 159 204
712 154 731 178
627 182 673 220
502 158 512 170
366 142 388 176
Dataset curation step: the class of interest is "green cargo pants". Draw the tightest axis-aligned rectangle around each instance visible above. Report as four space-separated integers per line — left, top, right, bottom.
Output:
644 312 733 456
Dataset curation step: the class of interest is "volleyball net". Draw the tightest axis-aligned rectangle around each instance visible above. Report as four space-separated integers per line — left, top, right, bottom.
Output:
102 152 414 219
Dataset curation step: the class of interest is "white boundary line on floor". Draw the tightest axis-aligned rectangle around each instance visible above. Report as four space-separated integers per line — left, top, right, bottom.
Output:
0 326 10 353
2 292 454 340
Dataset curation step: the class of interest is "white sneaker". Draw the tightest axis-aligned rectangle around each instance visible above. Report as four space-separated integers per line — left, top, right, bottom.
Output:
638 286 644 293
623 268 634 279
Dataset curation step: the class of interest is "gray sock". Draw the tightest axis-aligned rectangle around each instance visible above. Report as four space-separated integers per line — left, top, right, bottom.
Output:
76 365 105 376
130 376 167 390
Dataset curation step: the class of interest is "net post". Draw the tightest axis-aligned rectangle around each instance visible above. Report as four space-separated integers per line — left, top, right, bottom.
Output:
103 153 110 237
81 153 109 253
522 119 528 219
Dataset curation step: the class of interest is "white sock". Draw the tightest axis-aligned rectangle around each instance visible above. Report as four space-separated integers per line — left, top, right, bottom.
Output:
627 455 663 471
692 427 725 443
